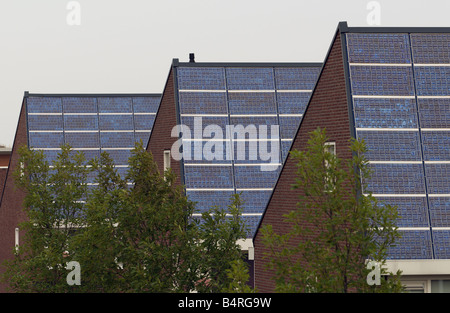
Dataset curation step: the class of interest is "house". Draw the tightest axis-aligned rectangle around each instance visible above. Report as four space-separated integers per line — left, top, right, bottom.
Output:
253 21 450 293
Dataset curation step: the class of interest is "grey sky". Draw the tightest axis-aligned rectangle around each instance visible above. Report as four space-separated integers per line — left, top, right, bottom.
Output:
1 0 449 147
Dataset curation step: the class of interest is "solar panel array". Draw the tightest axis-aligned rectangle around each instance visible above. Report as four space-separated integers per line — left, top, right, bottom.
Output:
346 32 450 259
176 65 321 236
26 95 161 184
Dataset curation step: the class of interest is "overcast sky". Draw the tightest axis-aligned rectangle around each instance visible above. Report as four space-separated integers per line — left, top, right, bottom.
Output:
1 0 449 147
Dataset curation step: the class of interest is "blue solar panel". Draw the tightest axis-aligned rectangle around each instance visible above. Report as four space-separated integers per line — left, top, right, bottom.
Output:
274 67 321 90
238 190 273 214
29 132 64 149
179 92 228 115
100 132 134 149
102 149 132 166
279 116 302 139
425 164 450 194
233 166 280 189
229 116 279 140
414 66 450 96
226 68 275 90
429 197 450 227
134 132 150 145
183 140 232 164
385 230 433 259
99 115 133 131
353 98 418 129
98 97 133 113
422 131 450 161
350 65 415 96
186 190 235 213
135 115 155 131
176 65 320 238
376 196 429 228
228 92 277 115
232 140 280 164
64 115 99 131
132 97 160 113
27 97 62 114
62 97 97 114
346 32 450 260
418 98 450 128
357 130 421 161
411 34 450 64
276 92 311 115
346 33 411 64
177 67 226 90
184 165 234 189
281 140 292 162
432 230 450 259
181 116 229 137
28 115 63 131
66 132 100 148
241 215 263 237
365 163 426 194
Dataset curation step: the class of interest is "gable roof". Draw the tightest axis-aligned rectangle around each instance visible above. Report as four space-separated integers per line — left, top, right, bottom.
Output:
156 59 322 237
254 21 450 260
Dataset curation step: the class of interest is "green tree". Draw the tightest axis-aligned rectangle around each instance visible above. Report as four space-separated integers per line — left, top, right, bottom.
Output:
1 142 251 293
261 128 403 293
1 145 89 292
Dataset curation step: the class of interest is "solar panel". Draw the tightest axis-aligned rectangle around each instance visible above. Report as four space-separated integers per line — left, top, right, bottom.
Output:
226 68 275 90
176 65 320 236
357 131 422 161
411 34 450 64
414 66 450 96
353 98 418 129
346 31 450 259
432 230 450 259
385 230 433 259
429 197 450 227
228 92 277 115
350 65 415 96
183 165 234 189
418 98 450 128
26 95 161 185
346 33 411 64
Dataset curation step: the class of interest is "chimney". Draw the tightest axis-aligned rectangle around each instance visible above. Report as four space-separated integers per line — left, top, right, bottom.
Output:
189 53 195 63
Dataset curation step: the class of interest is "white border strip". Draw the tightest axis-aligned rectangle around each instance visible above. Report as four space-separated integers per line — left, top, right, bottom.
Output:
179 89 226 93
349 63 411 67
368 161 422 164
356 128 419 131
185 188 234 192
353 95 416 99
367 194 427 197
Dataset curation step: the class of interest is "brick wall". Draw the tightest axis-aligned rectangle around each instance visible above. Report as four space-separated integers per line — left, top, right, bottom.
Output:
253 31 354 292
146 67 182 186
0 99 28 292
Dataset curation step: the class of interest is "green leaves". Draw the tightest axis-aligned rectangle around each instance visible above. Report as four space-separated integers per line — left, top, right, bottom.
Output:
261 128 403 293
1 141 250 293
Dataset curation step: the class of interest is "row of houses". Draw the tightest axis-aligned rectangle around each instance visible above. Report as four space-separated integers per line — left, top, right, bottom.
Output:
1 21 450 292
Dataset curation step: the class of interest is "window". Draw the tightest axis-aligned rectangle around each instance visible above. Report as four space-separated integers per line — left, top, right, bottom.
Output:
324 142 336 157
14 228 19 253
324 142 336 191
431 280 450 293
163 150 171 172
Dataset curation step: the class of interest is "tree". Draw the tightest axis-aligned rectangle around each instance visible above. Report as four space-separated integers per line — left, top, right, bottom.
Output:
1 142 251 293
1 145 89 292
261 128 403 293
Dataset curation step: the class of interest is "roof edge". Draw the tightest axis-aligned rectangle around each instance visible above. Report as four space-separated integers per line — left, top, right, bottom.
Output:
339 20 450 33
172 62 323 68
24 92 162 98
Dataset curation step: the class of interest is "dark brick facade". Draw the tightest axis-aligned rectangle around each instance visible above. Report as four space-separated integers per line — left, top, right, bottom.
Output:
0 99 28 292
253 30 354 292
146 67 183 186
